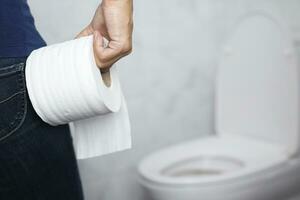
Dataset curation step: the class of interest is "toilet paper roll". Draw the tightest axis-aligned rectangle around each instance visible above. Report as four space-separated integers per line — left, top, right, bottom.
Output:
25 36 131 159
69 95 131 159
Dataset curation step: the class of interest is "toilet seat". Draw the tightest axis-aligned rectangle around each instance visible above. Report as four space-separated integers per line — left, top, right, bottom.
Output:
138 135 289 185
216 11 299 155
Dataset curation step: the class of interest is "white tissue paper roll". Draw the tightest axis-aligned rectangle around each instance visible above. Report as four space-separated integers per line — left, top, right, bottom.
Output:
25 35 131 159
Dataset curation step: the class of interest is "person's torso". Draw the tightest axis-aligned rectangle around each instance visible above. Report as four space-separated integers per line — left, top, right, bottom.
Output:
0 0 46 58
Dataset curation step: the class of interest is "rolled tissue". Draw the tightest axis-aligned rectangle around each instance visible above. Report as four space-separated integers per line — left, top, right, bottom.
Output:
25 36 131 159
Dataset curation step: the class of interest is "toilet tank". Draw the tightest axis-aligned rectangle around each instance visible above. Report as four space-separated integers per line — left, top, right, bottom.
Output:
215 11 299 155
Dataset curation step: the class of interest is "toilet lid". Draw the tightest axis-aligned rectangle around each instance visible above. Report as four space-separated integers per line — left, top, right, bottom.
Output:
216 11 299 155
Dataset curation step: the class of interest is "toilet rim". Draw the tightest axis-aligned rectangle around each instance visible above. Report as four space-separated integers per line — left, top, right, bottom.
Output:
138 153 287 186
138 135 289 186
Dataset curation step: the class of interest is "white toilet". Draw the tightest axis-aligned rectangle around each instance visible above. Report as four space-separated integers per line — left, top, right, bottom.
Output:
138 10 300 200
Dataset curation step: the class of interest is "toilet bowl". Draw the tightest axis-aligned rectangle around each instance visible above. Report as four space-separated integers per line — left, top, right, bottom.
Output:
138 10 300 200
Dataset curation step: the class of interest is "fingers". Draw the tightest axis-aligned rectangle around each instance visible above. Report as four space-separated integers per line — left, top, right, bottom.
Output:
75 25 94 39
93 31 132 72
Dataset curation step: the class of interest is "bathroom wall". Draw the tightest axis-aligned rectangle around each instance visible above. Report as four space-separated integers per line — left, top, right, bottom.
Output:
28 0 300 200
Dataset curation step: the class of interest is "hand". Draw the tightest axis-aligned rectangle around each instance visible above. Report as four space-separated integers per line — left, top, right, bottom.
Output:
77 0 133 73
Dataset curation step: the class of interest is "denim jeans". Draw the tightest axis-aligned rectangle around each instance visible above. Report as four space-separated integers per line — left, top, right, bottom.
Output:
0 57 84 200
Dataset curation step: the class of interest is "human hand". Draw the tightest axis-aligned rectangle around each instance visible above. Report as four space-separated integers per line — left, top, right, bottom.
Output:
77 0 133 73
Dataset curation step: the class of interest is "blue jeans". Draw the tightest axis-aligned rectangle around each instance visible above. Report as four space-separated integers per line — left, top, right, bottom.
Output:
0 57 84 200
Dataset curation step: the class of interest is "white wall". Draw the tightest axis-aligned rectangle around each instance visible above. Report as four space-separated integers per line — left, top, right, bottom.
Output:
28 0 300 200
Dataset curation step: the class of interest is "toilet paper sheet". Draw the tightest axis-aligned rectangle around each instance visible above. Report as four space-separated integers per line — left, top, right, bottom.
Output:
25 35 131 159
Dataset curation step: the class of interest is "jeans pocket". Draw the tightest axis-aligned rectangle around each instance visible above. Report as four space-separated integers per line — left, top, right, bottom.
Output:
0 63 27 142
